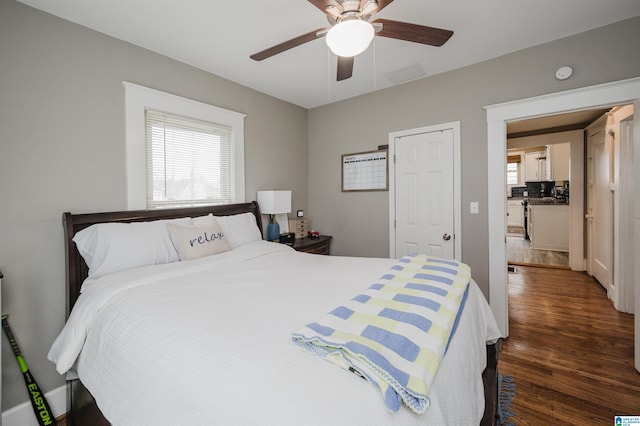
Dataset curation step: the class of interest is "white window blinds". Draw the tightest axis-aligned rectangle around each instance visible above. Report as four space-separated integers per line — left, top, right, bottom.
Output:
145 109 231 208
506 162 519 185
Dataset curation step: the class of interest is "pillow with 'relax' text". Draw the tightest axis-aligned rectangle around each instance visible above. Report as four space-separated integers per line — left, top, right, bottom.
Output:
167 220 231 261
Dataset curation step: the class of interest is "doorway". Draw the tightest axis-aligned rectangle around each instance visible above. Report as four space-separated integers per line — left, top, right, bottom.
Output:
504 111 603 270
505 141 572 269
486 77 640 372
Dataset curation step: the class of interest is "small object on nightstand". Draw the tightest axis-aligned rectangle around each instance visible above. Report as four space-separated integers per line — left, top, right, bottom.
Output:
308 230 320 238
293 235 332 255
279 232 295 246
289 218 308 239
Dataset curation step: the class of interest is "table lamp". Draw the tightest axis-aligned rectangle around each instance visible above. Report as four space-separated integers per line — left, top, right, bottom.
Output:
257 190 292 241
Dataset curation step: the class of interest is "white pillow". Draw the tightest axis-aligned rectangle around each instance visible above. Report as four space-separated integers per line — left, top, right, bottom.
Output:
191 213 216 225
167 221 231 261
215 212 262 249
73 217 190 278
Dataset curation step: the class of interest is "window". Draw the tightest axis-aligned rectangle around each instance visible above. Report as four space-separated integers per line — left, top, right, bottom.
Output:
124 82 245 210
145 110 231 208
506 162 519 185
506 154 521 185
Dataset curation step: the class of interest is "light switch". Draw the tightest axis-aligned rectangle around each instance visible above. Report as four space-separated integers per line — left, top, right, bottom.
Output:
470 202 479 214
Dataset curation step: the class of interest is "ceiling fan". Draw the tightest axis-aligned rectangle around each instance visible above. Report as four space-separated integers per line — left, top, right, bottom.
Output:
250 0 454 81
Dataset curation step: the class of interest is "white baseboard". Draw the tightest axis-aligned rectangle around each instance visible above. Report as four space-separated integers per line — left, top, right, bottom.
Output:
2 385 66 426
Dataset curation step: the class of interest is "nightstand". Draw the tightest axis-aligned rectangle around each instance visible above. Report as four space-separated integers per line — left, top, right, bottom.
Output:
292 235 332 255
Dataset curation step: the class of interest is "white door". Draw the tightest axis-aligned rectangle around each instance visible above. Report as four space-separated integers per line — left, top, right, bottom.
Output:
393 129 455 258
587 125 612 293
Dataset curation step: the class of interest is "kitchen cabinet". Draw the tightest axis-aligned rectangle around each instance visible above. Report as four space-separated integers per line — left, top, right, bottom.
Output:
507 199 524 227
524 146 551 181
528 204 570 251
524 153 540 181
550 142 570 181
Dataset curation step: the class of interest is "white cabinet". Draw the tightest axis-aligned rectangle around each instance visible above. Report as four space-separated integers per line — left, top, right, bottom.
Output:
524 147 550 181
524 153 539 181
551 142 570 181
507 200 524 227
529 204 570 251
525 144 570 182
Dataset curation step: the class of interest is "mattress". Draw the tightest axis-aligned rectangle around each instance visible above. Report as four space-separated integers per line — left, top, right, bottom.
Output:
49 241 501 425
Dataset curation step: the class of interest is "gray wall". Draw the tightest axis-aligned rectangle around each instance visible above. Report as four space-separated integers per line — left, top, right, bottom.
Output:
2 0 640 414
0 0 308 410
308 16 640 298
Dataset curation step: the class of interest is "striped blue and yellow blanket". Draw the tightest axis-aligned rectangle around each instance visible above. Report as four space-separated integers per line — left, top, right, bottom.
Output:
291 254 471 414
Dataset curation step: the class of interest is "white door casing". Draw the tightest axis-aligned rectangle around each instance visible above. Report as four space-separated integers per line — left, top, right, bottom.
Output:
389 122 461 261
615 115 635 314
485 77 640 374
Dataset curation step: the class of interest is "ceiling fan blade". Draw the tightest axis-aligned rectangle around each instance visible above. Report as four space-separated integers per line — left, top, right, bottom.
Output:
337 56 354 81
250 28 327 61
372 19 453 47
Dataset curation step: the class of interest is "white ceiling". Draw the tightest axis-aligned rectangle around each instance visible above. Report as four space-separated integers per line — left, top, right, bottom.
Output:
17 0 640 109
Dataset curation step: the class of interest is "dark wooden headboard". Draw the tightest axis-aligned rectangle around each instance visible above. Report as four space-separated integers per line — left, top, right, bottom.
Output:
63 201 263 316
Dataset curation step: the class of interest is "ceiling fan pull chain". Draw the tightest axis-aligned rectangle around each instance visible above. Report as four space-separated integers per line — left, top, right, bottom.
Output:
327 46 333 103
373 36 377 90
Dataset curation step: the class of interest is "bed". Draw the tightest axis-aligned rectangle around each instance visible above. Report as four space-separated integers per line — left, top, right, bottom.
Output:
49 202 502 426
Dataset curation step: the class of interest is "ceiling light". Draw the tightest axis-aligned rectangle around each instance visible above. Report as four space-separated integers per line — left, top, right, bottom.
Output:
325 19 375 57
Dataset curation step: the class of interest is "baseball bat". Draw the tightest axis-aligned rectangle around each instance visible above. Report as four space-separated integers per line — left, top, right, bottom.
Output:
2 314 56 426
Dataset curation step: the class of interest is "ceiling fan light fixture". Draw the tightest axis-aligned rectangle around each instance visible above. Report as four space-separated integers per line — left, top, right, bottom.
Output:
325 19 374 57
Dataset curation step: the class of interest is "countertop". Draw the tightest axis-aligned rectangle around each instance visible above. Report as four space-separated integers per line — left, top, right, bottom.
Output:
507 197 569 206
519 197 569 205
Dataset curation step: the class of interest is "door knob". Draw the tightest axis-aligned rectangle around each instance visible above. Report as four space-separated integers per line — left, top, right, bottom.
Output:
442 233 451 241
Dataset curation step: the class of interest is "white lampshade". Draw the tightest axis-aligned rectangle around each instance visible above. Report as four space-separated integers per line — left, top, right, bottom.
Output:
257 190 292 215
325 20 375 57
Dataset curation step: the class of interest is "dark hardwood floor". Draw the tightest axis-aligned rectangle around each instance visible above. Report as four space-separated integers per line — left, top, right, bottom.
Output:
499 266 640 425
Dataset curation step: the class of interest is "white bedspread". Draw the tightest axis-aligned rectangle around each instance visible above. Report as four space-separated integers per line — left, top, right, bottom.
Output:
49 241 501 426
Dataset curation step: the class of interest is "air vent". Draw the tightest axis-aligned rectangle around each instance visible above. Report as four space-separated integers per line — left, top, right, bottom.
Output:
385 63 426 84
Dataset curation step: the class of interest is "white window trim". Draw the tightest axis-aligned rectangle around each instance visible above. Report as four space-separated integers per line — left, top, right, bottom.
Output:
123 82 246 210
